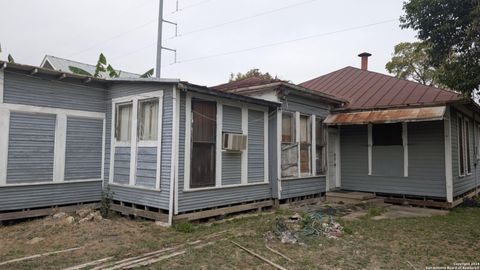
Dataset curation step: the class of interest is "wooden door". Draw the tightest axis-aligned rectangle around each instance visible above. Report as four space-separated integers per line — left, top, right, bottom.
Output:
190 100 216 188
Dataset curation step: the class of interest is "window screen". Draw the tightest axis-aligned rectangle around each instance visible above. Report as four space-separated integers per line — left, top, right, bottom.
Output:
139 99 159 141
115 103 132 142
372 123 402 146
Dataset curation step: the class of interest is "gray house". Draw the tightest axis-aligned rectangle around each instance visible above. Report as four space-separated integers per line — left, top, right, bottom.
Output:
0 60 278 225
216 54 480 208
1 54 479 224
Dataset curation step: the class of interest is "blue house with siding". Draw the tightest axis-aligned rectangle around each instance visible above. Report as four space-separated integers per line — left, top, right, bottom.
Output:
1 53 479 225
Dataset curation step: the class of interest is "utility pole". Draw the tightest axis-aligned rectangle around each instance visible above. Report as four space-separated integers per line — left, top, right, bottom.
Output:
156 0 177 78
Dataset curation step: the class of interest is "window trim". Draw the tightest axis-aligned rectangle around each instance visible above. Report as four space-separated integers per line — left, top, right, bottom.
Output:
109 90 164 190
0 103 105 186
280 111 325 179
368 122 408 177
465 118 472 175
183 92 269 191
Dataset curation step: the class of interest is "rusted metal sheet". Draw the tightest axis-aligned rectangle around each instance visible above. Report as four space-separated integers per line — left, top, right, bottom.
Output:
300 66 461 110
324 106 446 125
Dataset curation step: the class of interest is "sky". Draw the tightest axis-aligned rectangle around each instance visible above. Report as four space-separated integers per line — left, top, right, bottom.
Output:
0 0 418 86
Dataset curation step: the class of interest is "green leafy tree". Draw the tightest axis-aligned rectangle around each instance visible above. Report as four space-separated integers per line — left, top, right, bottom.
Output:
69 53 154 79
7 54 14 63
385 42 441 86
401 0 480 94
140 68 154 78
229 68 278 82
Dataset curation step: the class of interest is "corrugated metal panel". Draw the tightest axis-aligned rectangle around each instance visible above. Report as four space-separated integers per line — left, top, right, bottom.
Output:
65 117 103 180
248 109 265 183
340 122 446 197
135 147 157 189
324 106 446 125
281 177 325 198
7 112 56 184
0 181 102 211
113 147 130 185
300 66 460 110
223 105 242 133
104 83 173 210
43 55 140 79
450 108 479 196
222 152 241 185
177 92 272 213
3 71 106 112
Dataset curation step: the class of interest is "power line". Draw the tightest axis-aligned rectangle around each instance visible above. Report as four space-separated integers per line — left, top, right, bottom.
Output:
174 0 319 38
65 18 158 58
176 19 398 64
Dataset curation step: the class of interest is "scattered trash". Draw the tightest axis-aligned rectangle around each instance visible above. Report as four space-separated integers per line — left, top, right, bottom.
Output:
268 211 345 244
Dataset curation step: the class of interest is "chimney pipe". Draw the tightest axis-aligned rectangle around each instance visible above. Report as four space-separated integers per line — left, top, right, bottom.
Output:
358 52 372 70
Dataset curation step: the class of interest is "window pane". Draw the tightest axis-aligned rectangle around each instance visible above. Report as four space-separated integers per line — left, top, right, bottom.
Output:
300 144 310 174
281 144 298 177
139 99 159 141
282 113 294 143
372 123 402 145
116 103 132 142
300 115 310 143
458 118 465 175
316 118 325 174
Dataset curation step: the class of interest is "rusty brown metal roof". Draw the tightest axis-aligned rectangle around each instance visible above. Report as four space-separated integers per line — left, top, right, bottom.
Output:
324 106 446 125
300 66 462 110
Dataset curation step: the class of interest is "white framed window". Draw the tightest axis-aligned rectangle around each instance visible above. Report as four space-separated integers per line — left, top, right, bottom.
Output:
299 114 312 175
109 91 163 190
183 92 269 191
368 122 408 177
280 112 324 178
457 114 472 176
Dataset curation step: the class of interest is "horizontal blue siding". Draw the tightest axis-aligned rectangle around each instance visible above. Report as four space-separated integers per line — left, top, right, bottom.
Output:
3 71 106 112
0 181 102 211
114 147 130 185
281 177 325 198
340 122 446 198
65 117 103 180
7 112 56 184
248 109 265 183
135 147 157 189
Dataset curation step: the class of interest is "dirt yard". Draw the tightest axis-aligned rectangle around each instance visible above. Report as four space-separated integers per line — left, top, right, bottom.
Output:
1 201 480 270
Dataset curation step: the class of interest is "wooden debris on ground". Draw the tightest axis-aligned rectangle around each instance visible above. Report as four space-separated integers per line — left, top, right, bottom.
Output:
0 246 84 266
231 241 287 270
265 244 293 262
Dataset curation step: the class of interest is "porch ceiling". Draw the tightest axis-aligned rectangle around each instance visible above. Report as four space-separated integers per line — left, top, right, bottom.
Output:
324 106 446 125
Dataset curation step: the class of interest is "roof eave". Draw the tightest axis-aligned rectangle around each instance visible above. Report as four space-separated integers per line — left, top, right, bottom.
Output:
180 82 281 108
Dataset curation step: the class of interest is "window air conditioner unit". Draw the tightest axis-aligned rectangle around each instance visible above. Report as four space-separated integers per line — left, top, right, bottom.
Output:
222 133 247 151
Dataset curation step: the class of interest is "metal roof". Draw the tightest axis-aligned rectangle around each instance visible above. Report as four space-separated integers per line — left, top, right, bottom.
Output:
41 55 141 79
324 106 446 125
300 66 462 110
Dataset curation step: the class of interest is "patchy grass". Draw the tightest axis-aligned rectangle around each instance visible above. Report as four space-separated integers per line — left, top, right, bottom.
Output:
0 206 479 269
173 221 196 233
364 206 387 218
